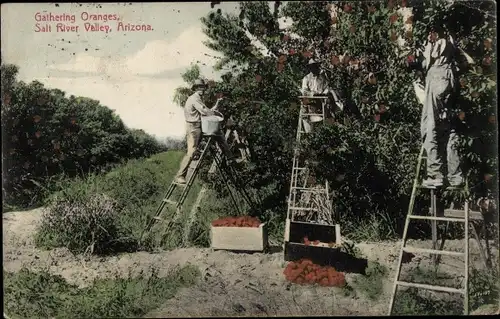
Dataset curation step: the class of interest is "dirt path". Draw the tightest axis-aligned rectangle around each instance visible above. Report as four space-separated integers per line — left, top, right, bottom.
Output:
3 208 498 317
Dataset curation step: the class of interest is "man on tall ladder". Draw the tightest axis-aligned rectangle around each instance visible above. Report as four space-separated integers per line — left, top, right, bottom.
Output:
301 58 344 133
175 78 234 185
411 24 471 189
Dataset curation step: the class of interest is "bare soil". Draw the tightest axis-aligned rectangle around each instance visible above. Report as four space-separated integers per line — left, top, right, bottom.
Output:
3 208 499 317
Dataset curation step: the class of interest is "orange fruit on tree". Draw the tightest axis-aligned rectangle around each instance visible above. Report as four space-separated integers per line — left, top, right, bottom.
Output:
390 14 399 24
484 38 492 50
331 55 340 65
483 56 492 66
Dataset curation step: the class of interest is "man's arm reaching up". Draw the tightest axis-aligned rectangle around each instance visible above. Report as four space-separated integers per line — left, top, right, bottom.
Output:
193 95 215 116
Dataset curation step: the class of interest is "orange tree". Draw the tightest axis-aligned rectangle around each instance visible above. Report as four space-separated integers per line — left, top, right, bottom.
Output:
195 1 496 239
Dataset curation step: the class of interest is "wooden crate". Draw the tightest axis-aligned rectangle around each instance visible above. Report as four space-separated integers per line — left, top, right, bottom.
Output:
284 219 343 262
210 222 268 252
284 219 342 246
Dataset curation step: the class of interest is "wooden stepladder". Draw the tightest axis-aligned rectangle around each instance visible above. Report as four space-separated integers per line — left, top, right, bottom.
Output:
388 144 495 316
284 95 342 262
141 127 254 247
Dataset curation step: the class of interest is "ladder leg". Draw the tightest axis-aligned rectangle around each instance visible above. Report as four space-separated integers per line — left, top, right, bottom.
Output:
482 222 493 269
213 150 241 216
471 221 490 269
388 214 411 315
163 137 212 238
431 189 438 266
182 186 207 247
436 221 449 265
388 144 425 316
464 199 469 315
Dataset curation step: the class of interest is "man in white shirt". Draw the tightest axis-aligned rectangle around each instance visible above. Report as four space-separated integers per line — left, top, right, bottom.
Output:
418 24 466 188
176 79 232 184
301 59 344 132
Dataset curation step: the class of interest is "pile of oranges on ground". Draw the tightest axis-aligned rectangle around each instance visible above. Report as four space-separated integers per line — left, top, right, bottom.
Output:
211 216 261 227
283 258 346 287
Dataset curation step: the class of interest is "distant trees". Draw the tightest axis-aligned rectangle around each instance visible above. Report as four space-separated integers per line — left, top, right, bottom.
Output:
1 64 168 209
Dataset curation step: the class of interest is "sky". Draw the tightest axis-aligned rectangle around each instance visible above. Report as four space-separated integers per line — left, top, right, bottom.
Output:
1 2 242 139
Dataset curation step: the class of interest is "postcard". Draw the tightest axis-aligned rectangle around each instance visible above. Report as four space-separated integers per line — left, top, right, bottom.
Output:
2 1 498 317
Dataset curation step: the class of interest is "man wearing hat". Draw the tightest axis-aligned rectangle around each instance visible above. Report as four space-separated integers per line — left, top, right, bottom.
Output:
301 59 344 132
176 78 232 184
414 23 470 188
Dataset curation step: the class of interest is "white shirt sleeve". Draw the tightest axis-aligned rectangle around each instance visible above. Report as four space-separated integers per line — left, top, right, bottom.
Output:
193 95 211 116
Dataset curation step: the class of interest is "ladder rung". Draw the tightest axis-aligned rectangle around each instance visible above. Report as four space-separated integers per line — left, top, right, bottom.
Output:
403 247 464 257
291 219 335 226
289 207 316 211
302 113 324 116
173 182 187 186
298 96 329 99
417 185 440 189
396 281 464 294
153 216 162 221
409 215 465 222
291 187 326 191
444 209 483 220
163 199 178 205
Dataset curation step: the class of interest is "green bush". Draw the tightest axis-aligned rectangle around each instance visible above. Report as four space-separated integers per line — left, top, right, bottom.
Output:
3 265 200 319
35 190 122 255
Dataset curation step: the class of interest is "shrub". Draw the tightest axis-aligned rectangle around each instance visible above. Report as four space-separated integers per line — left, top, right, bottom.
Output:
35 191 121 255
3 265 201 319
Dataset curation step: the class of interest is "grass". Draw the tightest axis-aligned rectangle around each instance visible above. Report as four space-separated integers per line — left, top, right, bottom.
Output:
349 261 389 300
393 266 500 315
3 264 200 319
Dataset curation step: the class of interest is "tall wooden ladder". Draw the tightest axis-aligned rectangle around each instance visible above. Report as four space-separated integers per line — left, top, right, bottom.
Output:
141 128 254 247
284 96 342 257
387 143 492 315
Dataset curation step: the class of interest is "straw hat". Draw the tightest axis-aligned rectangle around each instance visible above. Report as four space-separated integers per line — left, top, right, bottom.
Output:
191 78 208 90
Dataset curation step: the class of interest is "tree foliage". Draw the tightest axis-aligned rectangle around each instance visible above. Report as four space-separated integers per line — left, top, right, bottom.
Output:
1 64 168 209
184 1 497 238
173 64 202 107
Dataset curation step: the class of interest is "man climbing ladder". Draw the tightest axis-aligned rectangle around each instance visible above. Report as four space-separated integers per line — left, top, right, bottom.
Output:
388 24 491 315
176 78 234 184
